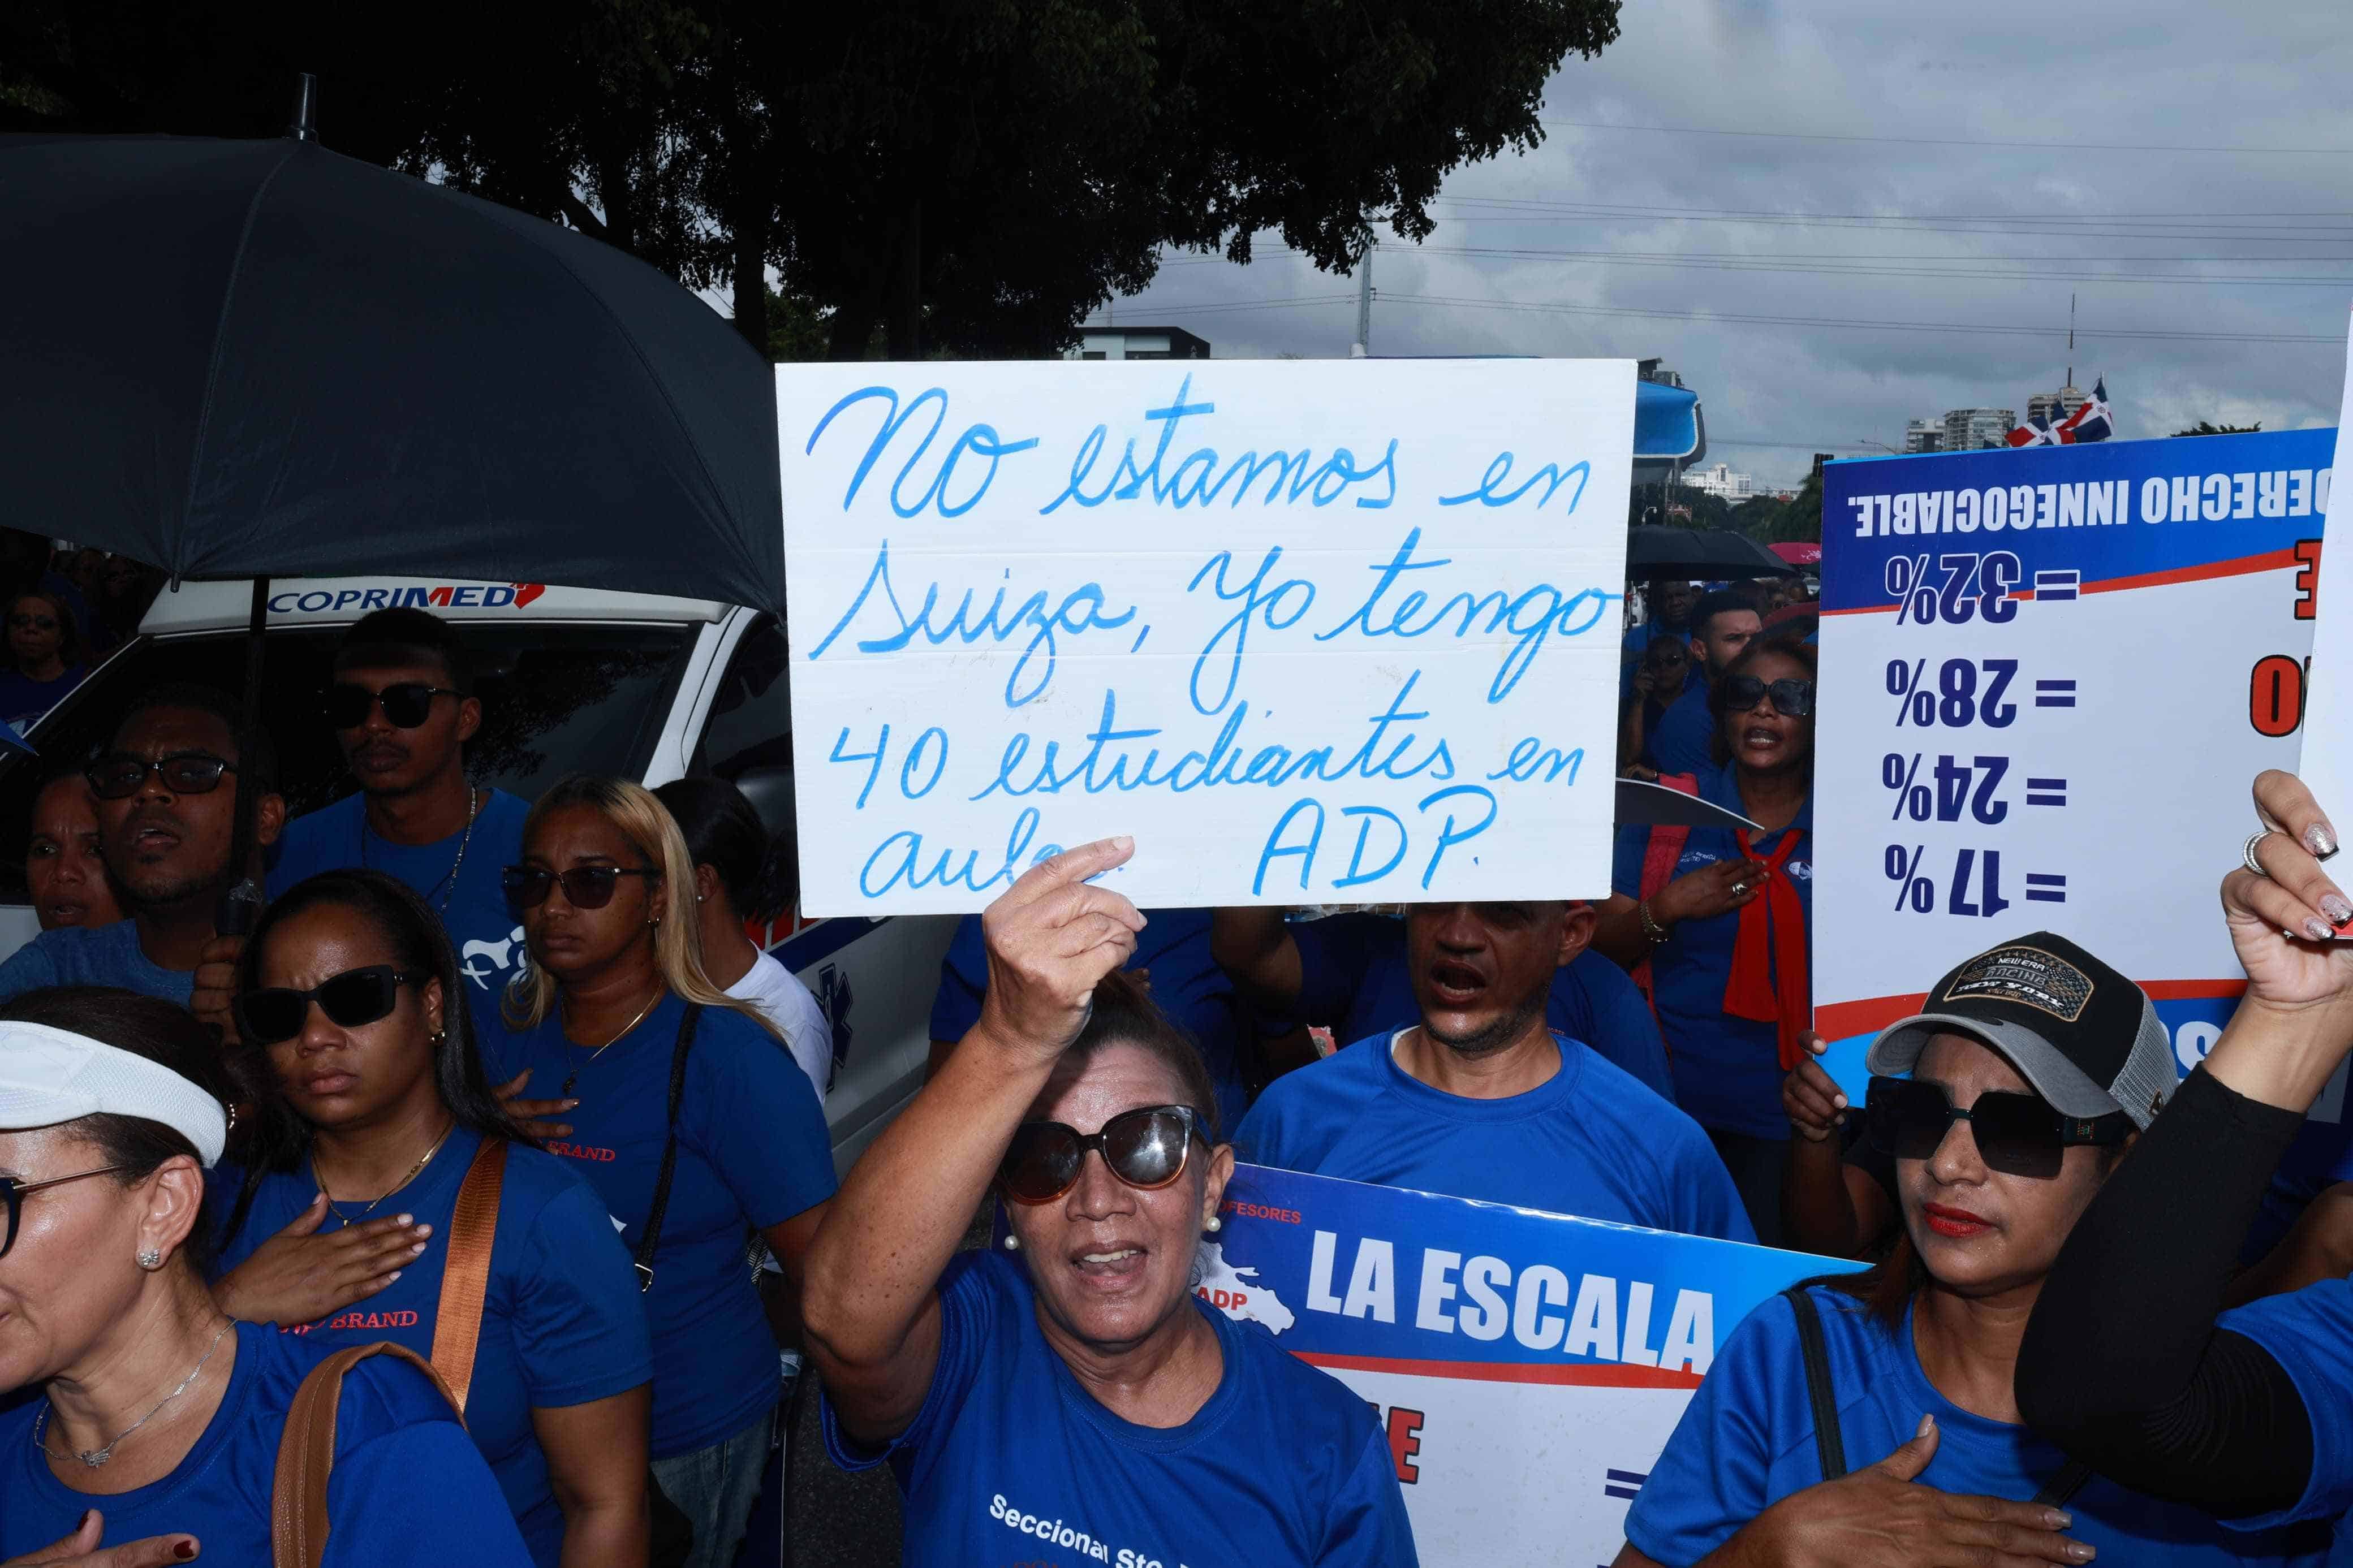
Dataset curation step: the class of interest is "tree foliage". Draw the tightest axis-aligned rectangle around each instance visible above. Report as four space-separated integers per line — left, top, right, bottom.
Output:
2170 421 2264 437
3 0 1622 358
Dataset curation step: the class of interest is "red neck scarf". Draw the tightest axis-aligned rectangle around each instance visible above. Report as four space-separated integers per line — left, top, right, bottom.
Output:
1723 827 1809 1070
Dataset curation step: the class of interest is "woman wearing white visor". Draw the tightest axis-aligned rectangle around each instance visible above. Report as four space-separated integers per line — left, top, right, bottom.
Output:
0 987 530 1567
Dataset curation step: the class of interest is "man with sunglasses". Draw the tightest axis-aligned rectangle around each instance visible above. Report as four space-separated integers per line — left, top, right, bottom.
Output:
252 608 530 1040
1230 900 1752 1243
0 684 283 1006
1649 591 1761 777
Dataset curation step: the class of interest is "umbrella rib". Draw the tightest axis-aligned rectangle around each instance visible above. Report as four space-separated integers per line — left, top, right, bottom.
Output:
177 140 301 577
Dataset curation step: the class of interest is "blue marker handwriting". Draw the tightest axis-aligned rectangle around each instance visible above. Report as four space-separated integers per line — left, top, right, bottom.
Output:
806 541 1136 707
1038 375 1398 516
805 386 1039 519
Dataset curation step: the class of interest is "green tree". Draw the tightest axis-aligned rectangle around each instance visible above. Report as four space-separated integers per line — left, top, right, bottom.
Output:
2171 421 2264 437
3 0 1622 358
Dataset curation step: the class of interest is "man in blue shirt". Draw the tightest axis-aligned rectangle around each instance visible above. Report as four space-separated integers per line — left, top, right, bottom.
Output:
1650 592 1762 777
1230 900 1752 1242
0 684 283 1007
202 608 531 1043
1623 575 1697 663
1210 905 1677 1103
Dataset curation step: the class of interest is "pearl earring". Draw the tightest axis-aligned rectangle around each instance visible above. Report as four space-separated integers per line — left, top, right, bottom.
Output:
1205 1216 1222 1233
1001 1233 1020 1252
136 1247 163 1271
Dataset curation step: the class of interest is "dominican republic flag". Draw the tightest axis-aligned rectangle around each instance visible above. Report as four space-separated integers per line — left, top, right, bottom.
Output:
2006 378 2114 447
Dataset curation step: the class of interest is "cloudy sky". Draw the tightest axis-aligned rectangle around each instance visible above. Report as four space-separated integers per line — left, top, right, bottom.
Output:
1098 0 2353 487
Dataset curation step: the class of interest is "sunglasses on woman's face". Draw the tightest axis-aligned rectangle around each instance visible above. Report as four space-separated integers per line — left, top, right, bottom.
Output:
1 1165 131 1260
1722 675 1816 719
236 964 426 1046
1865 1075 2130 1180
326 681 462 730
502 864 658 910
998 1105 1206 1204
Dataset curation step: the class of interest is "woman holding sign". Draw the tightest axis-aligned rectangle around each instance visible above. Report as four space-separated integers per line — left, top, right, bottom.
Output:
802 837 1419 1567
1614 930 2330 1568
1595 638 1817 1244
2016 772 2353 1547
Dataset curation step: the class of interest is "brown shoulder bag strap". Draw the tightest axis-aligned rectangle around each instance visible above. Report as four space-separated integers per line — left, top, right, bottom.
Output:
427 1137 508 1415
272 1342 462 1568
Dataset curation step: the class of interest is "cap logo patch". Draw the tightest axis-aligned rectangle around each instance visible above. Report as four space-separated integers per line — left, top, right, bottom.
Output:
1938 945 2093 1023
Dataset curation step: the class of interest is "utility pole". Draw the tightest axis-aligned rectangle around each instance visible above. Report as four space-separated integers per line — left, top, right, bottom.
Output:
1352 240 1374 358
2067 292 2075 386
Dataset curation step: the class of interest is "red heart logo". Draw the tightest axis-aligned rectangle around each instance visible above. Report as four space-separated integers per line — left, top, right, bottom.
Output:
512 583 546 607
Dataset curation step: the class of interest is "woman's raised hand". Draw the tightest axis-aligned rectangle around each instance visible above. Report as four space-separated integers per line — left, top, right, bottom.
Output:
2226 771 2353 1013
976 837 1145 1064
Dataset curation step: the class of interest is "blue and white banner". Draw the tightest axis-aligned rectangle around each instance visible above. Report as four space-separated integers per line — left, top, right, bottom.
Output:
1813 431 2340 1151
1199 1164 1858 1566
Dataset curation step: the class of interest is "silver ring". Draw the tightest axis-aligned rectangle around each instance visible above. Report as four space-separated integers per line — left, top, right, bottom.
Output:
2244 830 2278 878
1731 881 1751 896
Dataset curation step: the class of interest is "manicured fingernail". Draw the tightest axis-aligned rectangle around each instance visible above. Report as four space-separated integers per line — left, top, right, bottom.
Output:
1832 1094 1847 1109
2070 1544 2095 1562
2047 1510 2073 1530
386 1270 401 1282
1916 1413 1934 1437
562 1099 580 1109
2325 894 2353 927
2306 918 2335 943
1111 836 1132 850
412 1224 432 1237
410 1242 427 1255
175 1541 199 1561
2308 822 2339 859
395 1214 412 1226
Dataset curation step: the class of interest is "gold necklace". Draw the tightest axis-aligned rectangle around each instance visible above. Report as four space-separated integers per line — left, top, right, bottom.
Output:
561 988 663 1097
318 1120 457 1226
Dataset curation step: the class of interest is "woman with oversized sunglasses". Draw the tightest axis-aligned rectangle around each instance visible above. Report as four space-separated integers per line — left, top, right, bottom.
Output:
1595 637 1819 1244
0 986 532 1567
803 838 1417 1567
486 776 835 1568
210 868 655 1568
1615 932 2329 1568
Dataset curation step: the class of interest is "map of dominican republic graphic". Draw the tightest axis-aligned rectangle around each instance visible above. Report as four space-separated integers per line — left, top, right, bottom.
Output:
1193 1242 1295 1333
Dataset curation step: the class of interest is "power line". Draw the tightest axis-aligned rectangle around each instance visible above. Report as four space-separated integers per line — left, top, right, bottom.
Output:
1430 199 2353 244
1539 118 2353 157
1374 291 2341 344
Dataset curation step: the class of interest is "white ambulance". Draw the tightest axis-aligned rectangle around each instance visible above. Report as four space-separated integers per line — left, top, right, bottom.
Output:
0 576 954 1172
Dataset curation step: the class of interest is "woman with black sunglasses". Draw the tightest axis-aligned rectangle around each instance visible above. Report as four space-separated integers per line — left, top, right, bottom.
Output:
485 776 834 1568
0 586 85 729
803 837 1417 1567
1612 933 2328 1568
208 869 654 1568
1595 637 1818 1243
0 986 532 1567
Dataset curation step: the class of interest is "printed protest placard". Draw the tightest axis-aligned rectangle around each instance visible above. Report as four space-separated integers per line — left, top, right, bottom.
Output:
777 360 1634 914
1199 1164 1857 1566
2291 310 2353 816
1812 431 2338 1128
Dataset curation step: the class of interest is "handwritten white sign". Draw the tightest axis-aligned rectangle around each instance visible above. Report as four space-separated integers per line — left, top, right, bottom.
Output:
778 359 1636 914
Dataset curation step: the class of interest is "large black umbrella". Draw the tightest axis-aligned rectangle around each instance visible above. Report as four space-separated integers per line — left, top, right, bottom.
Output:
0 90 786 931
1626 525 1797 580
0 118 782 610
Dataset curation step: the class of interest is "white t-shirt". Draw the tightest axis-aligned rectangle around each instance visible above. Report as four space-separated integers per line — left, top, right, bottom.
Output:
726 950 833 1100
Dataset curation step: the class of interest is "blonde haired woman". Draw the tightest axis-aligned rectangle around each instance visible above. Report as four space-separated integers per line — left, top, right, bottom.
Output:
488 775 833 1568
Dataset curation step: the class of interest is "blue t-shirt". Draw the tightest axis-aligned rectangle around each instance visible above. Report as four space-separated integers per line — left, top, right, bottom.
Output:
930 908 1251 1136
1626 1285 2328 1566
0 919 192 1007
0 1321 532 1567
1232 1027 1752 1242
270 789 533 1046
823 1250 1417 1567
1650 680 1718 776
1612 763 1813 1139
1288 912 1675 1104
484 994 835 1457
2218 1276 2353 1535
209 1128 652 1567
0 664 85 727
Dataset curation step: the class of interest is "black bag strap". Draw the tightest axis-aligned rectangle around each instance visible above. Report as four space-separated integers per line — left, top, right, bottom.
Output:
1782 1285 1848 1481
634 1003 702 1293
2033 1459 2095 1508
